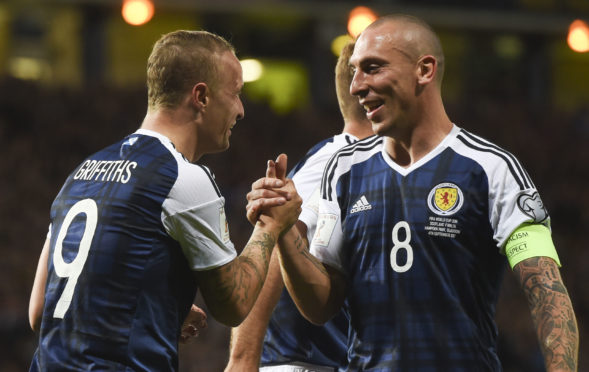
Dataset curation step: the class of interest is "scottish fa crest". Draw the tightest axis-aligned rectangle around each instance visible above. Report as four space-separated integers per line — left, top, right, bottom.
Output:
427 182 464 216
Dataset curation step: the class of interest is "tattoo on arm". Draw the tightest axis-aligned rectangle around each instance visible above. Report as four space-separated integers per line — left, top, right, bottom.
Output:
514 256 578 371
292 233 328 276
215 233 276 306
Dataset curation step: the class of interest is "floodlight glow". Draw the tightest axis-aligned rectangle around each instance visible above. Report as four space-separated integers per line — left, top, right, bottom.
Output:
347 6 378 38
240 59 264 82
567 19 589 53
331 34 353 56
122 0 154 26
9 57 47 80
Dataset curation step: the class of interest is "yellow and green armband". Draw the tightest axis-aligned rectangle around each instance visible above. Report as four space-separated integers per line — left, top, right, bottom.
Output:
504 223 561 269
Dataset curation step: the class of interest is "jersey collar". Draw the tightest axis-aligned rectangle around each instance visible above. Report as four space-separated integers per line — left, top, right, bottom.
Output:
380 124 461 176
134 128 174 147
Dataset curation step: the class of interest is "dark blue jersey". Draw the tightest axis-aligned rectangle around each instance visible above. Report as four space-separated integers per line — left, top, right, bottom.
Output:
32 129 236 371
311 126 550 371
261 134 356 368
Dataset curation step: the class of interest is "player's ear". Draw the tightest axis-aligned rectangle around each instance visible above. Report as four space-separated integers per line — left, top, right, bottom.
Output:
416 55 436 85
192 82 209 110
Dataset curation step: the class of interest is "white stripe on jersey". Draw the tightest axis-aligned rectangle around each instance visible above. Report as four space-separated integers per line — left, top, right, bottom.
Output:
456 129 534 190
321 135 381 201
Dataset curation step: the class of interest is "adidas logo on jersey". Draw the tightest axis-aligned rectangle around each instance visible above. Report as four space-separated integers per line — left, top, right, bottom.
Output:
350 196 372 213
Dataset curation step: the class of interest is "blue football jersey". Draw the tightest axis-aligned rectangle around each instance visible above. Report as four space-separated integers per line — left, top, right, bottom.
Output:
31 129 236 371
311 125 551 371
261 134 356 368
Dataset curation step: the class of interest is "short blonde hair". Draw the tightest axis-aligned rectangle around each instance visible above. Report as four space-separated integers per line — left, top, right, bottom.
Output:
335 41 365 122
146 30 235 110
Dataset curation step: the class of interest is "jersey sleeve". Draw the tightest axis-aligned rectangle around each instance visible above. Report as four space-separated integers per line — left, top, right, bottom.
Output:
452 129 552 252
309 196 347 274
307 148 350 275
292 150 334 243
307 138 377 276
162 164 236 271
485 152 551 251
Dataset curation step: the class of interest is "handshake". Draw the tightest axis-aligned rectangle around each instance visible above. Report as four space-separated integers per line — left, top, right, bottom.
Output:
246 154 302 237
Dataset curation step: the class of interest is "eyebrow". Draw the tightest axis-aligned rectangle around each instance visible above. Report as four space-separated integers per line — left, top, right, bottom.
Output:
351 46 415 68
356 55 388 67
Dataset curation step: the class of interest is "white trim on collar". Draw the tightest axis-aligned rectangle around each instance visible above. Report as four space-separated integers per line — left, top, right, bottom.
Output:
380 124 461 176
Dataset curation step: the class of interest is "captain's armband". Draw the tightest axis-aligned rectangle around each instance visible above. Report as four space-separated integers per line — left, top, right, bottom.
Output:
504 223 561 269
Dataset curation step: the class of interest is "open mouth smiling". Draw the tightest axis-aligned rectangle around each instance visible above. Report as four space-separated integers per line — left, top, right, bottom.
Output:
361 100 384 120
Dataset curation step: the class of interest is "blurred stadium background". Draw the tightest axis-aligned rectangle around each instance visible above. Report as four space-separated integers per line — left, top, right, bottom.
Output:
1 0 587 370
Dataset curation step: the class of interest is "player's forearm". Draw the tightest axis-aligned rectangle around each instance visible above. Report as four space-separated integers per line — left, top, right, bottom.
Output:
29 238 50 332
277 227 337 324
226 326 264 371
226 251 284 371
208 183 301 326
200 225 277 327
514 257 579 371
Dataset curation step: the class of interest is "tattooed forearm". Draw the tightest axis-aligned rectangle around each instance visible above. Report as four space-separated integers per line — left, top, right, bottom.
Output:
243 232 275 272
292 233 329 276
215 232 276 306
514 256 579 371
276 227 341 323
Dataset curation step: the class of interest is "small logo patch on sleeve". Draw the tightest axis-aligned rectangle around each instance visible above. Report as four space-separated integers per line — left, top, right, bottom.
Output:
312 213 338 247
219 207 231 244
517 191 548 223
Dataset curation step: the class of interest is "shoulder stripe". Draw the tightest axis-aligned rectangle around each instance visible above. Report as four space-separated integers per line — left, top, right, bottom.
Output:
321 135 381 200
456 130 532 190
197 165 222 197
459 129 534 188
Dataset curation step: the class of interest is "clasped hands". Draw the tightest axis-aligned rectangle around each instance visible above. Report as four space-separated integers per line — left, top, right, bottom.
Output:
180 155 300 345
246 154 301 235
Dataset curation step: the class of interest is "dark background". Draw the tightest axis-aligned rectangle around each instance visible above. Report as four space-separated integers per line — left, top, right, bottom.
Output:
0 0 587 370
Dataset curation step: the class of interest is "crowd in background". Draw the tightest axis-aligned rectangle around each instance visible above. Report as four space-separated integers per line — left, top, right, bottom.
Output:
0 76 586 371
